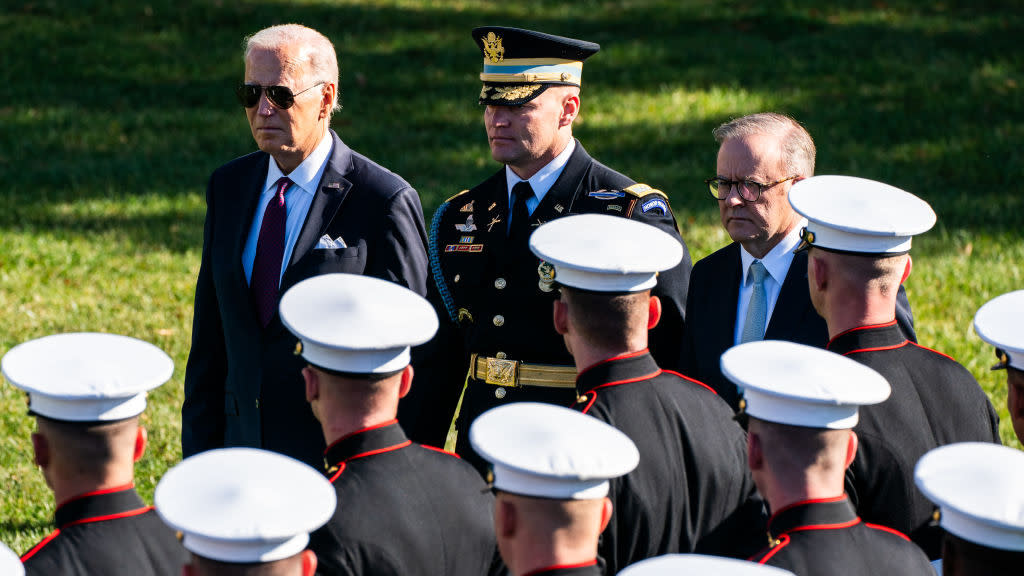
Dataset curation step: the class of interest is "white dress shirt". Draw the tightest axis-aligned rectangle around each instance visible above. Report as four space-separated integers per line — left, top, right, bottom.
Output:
242 133 334 285
733 220 807 345
504 139 576 226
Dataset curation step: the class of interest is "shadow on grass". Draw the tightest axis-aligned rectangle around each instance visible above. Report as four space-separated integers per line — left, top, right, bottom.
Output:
2 0 1021 243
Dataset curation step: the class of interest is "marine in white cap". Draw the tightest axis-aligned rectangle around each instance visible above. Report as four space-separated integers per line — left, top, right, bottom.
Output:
723 340 934 575
974 290 1024 444
156 448 334 576
791 175 1000 559
618 554 795 575
2 332 187 576
915 442 1024 576
470 402 639 576
529 213 766 570
279 273 503 576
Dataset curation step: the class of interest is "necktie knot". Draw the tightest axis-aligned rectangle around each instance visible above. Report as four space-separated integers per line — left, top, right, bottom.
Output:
748 260 768 284
274 177 292 206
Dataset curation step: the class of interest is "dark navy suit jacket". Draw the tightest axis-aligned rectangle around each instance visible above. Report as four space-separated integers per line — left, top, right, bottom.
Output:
182 130 428 468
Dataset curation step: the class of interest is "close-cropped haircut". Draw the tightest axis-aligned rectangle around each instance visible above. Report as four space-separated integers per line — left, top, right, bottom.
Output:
713 112 816 177
563 288 648 351
243 24 341 114
36 416 137 478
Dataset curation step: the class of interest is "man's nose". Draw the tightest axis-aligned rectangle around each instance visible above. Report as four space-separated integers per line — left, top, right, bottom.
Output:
257 92 275 116
722 182 745 207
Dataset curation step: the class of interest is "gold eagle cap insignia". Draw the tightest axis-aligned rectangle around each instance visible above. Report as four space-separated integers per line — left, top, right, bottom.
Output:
482 32 504 63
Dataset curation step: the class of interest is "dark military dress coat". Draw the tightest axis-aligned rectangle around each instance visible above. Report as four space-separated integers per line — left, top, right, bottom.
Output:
572 351 767 573
20 485 187 576
307 420 504 576
406 141 693 467
828 321 1001 559
749 496 934 575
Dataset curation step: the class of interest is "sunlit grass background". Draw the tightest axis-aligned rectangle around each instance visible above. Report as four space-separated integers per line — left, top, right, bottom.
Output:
1 0 1021 552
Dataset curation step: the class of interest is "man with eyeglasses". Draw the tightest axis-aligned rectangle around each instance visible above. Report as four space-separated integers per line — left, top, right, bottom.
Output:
681 113 915 411
183 24 428 469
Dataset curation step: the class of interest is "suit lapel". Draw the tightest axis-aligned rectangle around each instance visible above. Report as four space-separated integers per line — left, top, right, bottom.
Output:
233 154 271 320
285 132 353 276
766 250 811 340
714 243 743 353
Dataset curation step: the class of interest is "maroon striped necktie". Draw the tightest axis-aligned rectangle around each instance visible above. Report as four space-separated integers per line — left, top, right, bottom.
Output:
251 177 291 327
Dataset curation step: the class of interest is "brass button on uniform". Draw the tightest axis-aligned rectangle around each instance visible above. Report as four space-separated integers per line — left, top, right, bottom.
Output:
495 387 507 399
494 277 507 289
493 315 505 327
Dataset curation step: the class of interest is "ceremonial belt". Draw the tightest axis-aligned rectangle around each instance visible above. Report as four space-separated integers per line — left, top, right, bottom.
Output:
470 354 576 389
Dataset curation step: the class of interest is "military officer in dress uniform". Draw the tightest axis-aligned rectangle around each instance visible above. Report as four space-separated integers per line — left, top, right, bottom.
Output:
530 214 766 571
2 333 188 575
974 290 1024 444
792 175 1001 559
619 555 795 576
915 442 1024 576
278 273 504 576
406 26 693 469
722 340 934 575
471 402 639 576
155 448 335 575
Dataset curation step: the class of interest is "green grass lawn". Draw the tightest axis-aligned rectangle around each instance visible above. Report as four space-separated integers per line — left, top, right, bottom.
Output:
2 0 1021 552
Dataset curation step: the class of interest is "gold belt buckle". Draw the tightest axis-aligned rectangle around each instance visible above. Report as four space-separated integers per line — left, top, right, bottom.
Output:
485 358 519 387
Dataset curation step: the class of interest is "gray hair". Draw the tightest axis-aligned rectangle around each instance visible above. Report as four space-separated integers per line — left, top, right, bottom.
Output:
713 113 816 177
243 24 341 115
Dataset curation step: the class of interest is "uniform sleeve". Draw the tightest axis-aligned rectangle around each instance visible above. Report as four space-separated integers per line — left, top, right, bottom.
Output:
182 175 227 457
374 185 429 296
630 193 692 372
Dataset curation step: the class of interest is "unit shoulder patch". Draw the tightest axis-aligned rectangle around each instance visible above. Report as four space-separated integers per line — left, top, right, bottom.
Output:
624 183 669 200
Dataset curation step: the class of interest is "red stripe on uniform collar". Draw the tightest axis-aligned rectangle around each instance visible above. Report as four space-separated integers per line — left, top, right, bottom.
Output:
576 349 650 381
826 319 898 349
62 505 154 529
20 529 62 562
768 494 848 521
324 419 399 454
522 559 599 576
57 482 135 509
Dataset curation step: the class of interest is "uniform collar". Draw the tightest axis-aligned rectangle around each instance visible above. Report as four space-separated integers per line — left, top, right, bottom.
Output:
323 419 410 468
522 558 602 576
767 495 860 539
826 320 905 356
575 350 660 395
504 138 576 205
55 484 147 529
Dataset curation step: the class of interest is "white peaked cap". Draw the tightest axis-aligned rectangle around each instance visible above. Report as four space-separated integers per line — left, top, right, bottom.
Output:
529 213 683 292
721 340 891 429
470 402 639 499
2 332 173 422
280 273 438 374
789 175 935 254
915 442 1024 552
155 448 336 564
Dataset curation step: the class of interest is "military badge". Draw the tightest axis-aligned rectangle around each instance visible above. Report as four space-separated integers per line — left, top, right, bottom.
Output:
459 235 474 244
455 214 477 232
482 31 504 63
494 84 542 101
460 200 474 213
640 198 669 215
554 204 564 213
589 189 626 200
487 216 502 232
537 260 556 292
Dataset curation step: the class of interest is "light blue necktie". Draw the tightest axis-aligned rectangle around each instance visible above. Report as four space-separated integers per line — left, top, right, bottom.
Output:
741 260 769 343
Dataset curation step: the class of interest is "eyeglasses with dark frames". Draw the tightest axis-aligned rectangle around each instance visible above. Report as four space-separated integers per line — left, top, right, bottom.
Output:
235 81 326 109
704 175 800 203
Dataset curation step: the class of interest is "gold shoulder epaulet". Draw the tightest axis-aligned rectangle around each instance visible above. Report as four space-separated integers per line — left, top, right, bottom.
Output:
624 183 668 200
444 189 472 204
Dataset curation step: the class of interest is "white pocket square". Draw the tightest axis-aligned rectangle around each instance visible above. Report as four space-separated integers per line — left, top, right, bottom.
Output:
316 234 347 249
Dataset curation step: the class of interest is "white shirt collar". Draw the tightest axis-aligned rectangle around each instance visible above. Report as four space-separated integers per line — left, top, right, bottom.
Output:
264 132 334 197
739 219 807 285
504 139 576 203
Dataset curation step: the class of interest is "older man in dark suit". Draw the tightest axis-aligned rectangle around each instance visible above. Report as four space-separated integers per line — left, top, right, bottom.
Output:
682 113 915 411
182 24 428 469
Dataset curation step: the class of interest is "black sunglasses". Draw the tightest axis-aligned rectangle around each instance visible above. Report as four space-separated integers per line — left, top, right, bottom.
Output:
235 82 325 109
